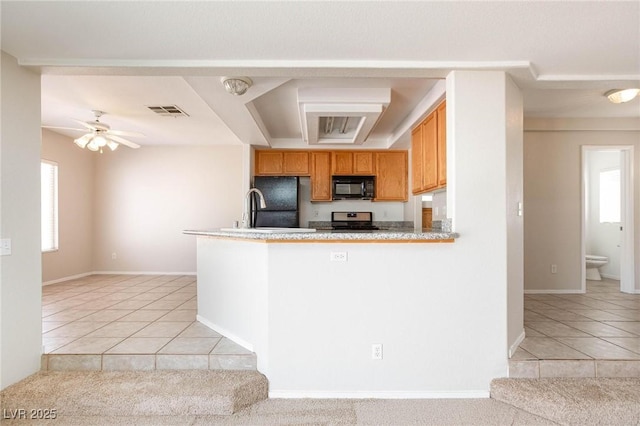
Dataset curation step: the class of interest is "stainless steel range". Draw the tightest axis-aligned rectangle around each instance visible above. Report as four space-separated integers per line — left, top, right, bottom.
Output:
331 211 379 231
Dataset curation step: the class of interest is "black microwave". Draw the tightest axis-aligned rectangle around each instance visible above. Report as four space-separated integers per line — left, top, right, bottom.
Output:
332 176 375 200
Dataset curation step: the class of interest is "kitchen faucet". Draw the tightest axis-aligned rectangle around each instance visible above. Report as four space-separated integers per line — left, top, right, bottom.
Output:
242 188 267 228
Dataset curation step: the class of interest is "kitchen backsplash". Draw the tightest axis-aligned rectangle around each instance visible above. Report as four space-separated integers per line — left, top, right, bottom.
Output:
298 177 405 226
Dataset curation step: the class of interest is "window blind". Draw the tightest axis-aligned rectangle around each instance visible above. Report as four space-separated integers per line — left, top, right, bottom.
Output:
41 160 59 252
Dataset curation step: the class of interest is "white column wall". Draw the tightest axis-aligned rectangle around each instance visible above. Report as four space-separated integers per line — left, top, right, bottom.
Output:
0 52 42 389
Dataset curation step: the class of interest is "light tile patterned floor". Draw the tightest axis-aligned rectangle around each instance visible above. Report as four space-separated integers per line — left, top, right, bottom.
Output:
41 274 256 371
511 278 640 378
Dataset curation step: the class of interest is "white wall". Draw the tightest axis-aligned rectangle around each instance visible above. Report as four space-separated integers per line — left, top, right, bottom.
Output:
92 145 244 273
41 130 94 284
586 150 622 279
505 77 524 356
524 119 640 292
0 52 42 389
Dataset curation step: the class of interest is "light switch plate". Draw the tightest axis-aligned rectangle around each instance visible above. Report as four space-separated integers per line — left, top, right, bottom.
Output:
1 238 12 256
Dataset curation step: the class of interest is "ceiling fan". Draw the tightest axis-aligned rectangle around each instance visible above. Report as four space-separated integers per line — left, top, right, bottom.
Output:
43 110 144 153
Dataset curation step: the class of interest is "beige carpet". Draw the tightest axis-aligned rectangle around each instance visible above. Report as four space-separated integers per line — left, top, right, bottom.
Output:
492 377 640 426
0 370 268 418
0 370 553 425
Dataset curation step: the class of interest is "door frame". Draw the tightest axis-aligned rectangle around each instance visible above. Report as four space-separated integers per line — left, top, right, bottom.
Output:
581 145 635 293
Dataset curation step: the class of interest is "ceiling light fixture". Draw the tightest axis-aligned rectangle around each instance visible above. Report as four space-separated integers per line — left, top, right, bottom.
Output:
74 132 119 153
221 77 253 96
605 88 640 104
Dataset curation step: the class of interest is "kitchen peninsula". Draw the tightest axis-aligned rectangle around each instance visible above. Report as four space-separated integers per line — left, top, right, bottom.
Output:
185 228 460 397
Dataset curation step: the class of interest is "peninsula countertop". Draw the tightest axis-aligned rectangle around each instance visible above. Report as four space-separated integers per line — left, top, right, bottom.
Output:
183 228 458 242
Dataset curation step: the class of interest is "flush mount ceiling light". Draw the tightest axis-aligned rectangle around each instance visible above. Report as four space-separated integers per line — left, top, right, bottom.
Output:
221 77 253 96
605 88 640 104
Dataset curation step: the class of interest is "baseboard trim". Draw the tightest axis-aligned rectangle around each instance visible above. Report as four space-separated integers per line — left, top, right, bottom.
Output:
269 390 490 399
43 272 93 286
196 315 254 353
43 271 196 286
92 271 196 276
509 330 526 358
524 289 584 294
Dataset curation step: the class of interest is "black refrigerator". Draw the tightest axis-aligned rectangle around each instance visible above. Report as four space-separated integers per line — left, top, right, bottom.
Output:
250 176 300 228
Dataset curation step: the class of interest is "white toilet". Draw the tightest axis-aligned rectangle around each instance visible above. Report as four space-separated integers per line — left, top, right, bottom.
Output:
585 255 609 281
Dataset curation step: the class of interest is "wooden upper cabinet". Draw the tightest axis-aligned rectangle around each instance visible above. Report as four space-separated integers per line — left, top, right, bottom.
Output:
283 152 309 175
255 151 283 175
411 125 424 194
310 151 332 201
332 151 353 175
421 113 438 192
332 151 375 175
353 152 375 175
255 150 309 176
411 100 446 195
374 151 408 201
436 101 447 187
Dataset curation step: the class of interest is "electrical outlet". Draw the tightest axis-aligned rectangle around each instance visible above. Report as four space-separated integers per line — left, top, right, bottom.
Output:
314 210 319 217
551 264 557 274
112 252 117 260
372 343 383 360
1 238 11 256
330 252 347 262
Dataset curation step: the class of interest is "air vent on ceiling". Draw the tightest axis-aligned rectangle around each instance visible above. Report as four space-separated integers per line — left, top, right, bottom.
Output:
147 105 189 117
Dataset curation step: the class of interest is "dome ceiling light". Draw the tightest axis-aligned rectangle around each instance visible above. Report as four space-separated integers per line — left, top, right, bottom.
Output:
221 77 253 96
605 88 640 104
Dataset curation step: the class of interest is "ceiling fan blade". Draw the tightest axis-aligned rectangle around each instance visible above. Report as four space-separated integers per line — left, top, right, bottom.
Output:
72 119 99 131
107 129 145 138
42 125 85 132
108 134 140 149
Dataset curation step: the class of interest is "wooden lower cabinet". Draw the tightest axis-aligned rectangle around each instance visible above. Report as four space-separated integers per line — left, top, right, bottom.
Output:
374 151 408 201
310 151 332 201
422 208 433 230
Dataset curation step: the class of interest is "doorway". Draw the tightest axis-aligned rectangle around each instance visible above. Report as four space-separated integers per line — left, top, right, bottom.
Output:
581 146 635 294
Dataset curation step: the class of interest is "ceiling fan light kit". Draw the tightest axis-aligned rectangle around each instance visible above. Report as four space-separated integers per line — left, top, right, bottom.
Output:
221 77 253 96
49 110 143 153
605 88 640 104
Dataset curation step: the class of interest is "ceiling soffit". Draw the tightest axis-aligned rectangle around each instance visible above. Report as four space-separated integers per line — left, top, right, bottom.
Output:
297 88 391 145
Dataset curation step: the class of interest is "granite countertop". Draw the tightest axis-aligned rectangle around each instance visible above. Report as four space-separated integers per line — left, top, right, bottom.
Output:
183 228 458 242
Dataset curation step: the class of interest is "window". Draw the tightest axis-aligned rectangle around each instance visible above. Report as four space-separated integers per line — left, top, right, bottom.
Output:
599 168 620 223
41 160 59 252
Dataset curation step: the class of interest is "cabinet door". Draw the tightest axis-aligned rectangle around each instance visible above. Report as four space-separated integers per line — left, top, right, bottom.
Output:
421 113 438 191
422 208 433 230
332 151 353 175
255 151 283 175
353 151 375 175
374 151 408 201
411 125 424 194
310 152 332 201
436 101 447 187
283 151 310 175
